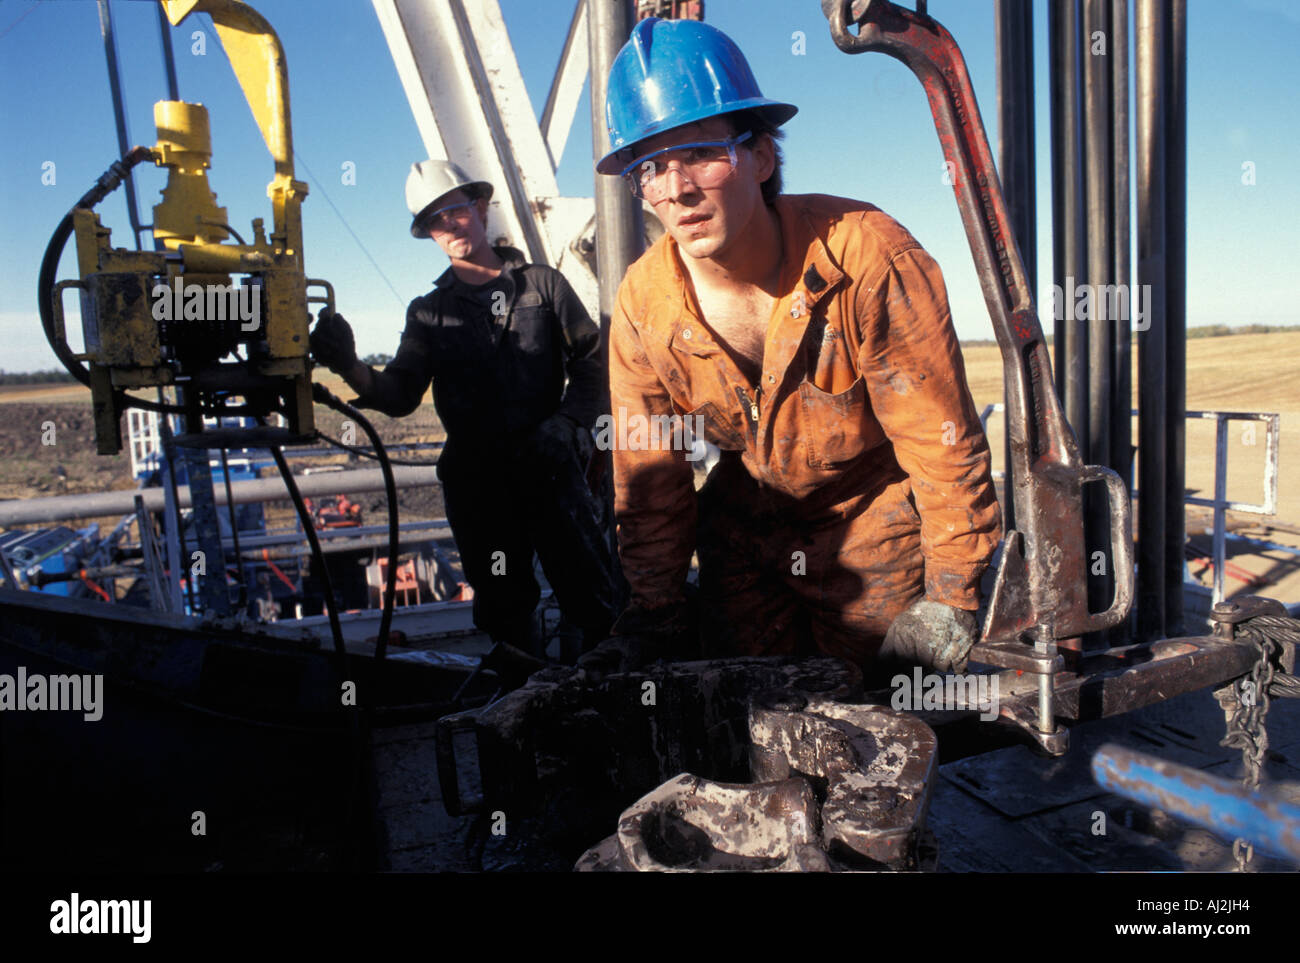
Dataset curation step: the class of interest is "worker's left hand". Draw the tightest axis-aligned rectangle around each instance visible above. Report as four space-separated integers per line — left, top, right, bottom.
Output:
525 413 591 467
880 597 979 673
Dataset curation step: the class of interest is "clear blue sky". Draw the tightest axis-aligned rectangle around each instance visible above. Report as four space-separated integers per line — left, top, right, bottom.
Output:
1 0 1297 371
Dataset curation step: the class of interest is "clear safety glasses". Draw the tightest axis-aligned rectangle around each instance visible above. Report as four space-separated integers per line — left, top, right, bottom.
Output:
621 131 752 203
424 201 477 232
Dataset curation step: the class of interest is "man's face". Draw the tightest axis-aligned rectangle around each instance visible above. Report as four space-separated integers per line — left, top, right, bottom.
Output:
626 116 774 263
425 189 491 259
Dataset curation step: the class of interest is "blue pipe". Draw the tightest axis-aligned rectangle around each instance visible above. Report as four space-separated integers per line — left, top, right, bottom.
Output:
1092 743 1300 863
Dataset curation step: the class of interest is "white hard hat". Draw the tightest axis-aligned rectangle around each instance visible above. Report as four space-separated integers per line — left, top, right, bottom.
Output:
405 159 494 238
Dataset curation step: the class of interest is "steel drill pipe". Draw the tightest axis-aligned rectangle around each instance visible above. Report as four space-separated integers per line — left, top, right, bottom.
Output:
1051 0 1090 450
588 0 644 590
1163 0 1188 636
1083 0 1116 640
588 0 645 337
1136 0 1169 639
994 0 1036 534
1110 0 1134 497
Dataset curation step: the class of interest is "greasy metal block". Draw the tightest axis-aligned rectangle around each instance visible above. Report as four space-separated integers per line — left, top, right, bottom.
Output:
575 700 939 872
749 695 938 867
436 656 861 817
594 774 829 872
573 834 624 872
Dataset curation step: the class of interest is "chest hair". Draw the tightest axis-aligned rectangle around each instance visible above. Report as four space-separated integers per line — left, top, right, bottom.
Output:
693 285 775 388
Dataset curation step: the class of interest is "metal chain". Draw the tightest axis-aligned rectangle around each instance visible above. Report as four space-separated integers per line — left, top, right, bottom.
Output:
1220 613 1300 871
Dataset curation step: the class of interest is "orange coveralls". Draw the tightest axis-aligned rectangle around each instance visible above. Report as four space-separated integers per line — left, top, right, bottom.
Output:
608 193 1002 665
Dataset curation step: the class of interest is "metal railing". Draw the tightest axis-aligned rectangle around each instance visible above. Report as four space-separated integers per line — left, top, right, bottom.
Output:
979 403 1282 605
1184 410 1281 604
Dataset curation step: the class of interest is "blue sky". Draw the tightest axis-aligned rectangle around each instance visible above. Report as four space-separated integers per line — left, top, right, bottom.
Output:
1 0 1297 371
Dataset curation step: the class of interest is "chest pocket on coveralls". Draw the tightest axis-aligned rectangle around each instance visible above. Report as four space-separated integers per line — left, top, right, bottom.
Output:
429 298 494 372
798 375 883 469
663 324 748 452
506 290 552 355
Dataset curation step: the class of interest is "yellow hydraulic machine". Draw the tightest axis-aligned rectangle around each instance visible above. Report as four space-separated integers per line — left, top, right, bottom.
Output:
41 0 332 454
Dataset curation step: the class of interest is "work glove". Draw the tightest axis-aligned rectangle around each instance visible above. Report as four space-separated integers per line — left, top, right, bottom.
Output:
880 597 979 673
576 603 689 681
525 412 592 468
479 640 548 693
309 308 358 373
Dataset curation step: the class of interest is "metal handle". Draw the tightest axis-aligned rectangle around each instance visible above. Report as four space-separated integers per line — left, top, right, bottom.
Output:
1078 464 1135 633
305 278 336 320
434 711 485 816
51 279 89 358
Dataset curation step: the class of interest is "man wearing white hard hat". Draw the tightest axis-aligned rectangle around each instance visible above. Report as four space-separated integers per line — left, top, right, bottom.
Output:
310 160 618 672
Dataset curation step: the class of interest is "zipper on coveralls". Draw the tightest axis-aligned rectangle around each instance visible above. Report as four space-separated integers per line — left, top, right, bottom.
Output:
735 385 761 442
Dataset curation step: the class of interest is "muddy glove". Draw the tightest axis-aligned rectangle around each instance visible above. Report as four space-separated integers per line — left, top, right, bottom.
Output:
880 597 979 673
525 412 591 467
479 640 548 693
309 308 358 373
576 604 688 681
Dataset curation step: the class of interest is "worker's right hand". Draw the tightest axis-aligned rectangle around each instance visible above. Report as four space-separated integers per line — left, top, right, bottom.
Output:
525 412 590 468
575 603 688 681
310 308 358 373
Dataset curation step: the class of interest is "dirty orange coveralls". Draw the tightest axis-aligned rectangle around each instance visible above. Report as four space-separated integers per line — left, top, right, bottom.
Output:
608 193 1002 665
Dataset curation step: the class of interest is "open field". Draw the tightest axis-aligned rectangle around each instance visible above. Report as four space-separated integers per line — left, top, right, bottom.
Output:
2 331 1297 607
963 330 1300 518
0 371 448 524
965 330 1300 608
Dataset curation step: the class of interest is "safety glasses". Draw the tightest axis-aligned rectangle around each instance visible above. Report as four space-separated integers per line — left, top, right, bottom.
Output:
424 201 477 232
621 131 752 203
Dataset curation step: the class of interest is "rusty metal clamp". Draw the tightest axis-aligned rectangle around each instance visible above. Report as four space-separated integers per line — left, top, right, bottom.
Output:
820 3 1134 711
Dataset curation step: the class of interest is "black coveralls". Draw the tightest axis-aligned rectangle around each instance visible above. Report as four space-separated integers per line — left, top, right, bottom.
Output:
352 246 616 649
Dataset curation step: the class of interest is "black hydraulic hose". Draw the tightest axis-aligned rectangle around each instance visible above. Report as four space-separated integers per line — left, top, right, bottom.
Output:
37 146 185 415
268 433 367 870
312 383 398 663
267 443 348 676
218 447 247 610
156 403 197 613
39 147 151 388
314 431 441 468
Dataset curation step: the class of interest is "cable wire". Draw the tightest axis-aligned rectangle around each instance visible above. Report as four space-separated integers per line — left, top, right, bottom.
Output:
267 433 369 867
267 442 347 674
292 150 406 310
312 385 399 663
314 431 442 468
218 447 247 610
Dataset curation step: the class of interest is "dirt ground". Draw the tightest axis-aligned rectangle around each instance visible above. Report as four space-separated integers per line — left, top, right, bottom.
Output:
0 372 447 530
2 333 1297 609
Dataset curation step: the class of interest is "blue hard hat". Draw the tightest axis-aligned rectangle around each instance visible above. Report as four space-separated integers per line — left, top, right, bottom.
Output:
596 17 798 175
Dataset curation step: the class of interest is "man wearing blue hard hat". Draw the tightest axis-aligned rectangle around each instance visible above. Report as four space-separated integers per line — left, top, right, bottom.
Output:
582 17 1002 678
